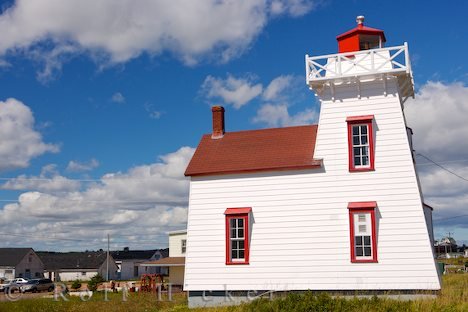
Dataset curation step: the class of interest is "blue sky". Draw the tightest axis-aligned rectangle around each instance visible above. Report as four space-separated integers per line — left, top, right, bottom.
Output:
0 0 467 251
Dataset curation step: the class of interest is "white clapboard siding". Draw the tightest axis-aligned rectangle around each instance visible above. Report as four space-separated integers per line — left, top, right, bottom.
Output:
184 71 440 291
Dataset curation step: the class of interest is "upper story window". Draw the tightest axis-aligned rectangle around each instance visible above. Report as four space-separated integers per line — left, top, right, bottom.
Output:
347 115 375 172
225 207 252 265
181 239 187 254
348 202 378 263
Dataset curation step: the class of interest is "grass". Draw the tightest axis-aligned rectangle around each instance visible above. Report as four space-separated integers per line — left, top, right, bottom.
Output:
0 274 466 312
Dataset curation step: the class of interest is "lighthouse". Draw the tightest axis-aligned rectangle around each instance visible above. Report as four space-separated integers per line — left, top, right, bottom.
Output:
184 16 441 308
306 15 440 282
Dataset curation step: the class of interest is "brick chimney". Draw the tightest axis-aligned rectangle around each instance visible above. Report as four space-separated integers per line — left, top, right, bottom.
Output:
211 106 225 139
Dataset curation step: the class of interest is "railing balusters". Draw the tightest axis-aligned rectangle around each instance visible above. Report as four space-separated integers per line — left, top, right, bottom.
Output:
305 45 410 84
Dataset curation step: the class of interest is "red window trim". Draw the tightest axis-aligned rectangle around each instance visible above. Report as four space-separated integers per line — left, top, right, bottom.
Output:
348 202 378 263
225 208 251 265
347 115 375 172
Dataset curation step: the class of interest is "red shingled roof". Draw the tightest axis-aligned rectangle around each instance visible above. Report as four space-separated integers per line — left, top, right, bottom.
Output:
184 125 322 177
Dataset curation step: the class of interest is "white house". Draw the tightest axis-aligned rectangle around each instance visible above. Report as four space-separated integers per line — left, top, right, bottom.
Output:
183 16 440 307
0 248 44 280
38 251 119 282
111 248 168 280
140 230 186 287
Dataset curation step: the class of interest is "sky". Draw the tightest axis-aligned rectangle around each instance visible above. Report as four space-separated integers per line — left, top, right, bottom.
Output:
0 0 467 251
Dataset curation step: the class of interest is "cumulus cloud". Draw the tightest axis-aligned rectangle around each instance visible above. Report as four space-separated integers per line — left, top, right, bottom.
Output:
253 103 318 127
0 0 317 80
406 81 468 160
201 74 263 109
66 159 99 172
0 98 59 171
1 164 81 193
0 147 195 250
111 92 125 104
406 81 468 241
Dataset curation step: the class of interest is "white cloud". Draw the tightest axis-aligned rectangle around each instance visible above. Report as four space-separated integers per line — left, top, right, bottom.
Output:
253 103 318 127
0 147 195 250
202 74 263 109
111 92 125 104
406 81 468 160
262 75 296 101
406 81 468 241
1 164 81 193
144 102 163 119
0 0 317 80
66 159 99 172
270 0 316 17
0 98 59 171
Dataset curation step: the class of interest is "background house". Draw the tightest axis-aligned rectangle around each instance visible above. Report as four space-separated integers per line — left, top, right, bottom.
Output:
37 251 118 281
140 230 186 287
0 248 44 279
111 247 168 280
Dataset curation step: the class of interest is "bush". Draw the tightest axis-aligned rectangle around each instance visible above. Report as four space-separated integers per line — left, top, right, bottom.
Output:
71 279 82 290
87 274 104 291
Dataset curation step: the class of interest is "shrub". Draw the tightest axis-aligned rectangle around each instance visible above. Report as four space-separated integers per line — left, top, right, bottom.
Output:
71 279 82 290
87 274 104 291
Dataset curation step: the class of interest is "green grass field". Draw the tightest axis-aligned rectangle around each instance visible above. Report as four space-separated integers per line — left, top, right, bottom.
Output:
0 274 466 312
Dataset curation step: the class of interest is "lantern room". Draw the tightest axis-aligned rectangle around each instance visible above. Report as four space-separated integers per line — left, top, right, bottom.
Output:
337 16 386 53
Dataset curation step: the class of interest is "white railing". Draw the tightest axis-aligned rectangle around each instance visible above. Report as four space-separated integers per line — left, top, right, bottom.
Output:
305 43 412 85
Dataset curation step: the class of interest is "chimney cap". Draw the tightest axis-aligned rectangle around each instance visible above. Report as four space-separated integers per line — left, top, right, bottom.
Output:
356 15 365 25
211 105 225 112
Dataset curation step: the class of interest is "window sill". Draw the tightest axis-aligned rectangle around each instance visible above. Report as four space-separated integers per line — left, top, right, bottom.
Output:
351 259 378 263
349 167 375 172
226 262 249 265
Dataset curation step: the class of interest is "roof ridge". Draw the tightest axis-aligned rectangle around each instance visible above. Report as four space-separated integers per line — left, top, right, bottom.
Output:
200 124 318 137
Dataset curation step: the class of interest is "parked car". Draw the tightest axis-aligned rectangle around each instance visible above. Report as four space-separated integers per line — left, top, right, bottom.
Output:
20 279 54 293
0 279 12 291
2 278 30 293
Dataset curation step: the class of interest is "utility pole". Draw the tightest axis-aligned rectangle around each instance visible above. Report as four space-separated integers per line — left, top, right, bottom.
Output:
106 233 110 282
447 232 454 254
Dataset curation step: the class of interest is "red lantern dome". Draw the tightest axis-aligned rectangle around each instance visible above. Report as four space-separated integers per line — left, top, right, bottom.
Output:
337 16 386 53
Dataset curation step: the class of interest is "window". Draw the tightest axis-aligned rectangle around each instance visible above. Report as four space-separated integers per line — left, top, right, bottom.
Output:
134 266 139 277
81 272 86 276
348 202 378 263
181 239 187 254
225 207 252 265
347 115 375 172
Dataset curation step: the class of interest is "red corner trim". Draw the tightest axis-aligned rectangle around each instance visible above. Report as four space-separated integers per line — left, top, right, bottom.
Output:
348 203 378 263
346 115 374 123
224 207 252 215
348 201 377 209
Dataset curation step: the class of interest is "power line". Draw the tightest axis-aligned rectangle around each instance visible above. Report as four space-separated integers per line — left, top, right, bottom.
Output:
416 159 468 166
416 153 468 182
0 176 188 182
0 232 88 242
433 214 468 222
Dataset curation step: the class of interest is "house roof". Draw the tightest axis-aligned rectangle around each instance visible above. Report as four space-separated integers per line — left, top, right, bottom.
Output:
185 125 322 177
336 24 386 42
140 257 185 267
111 250 158 261
0 248 33 267
37 251 109 270
159 248 169 258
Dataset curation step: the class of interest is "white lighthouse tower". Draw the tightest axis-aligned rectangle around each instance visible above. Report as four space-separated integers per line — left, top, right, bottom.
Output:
306 15 440 289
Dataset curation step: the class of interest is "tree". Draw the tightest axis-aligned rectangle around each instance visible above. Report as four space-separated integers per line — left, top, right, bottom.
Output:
87 274 104 291
71 279 82 290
